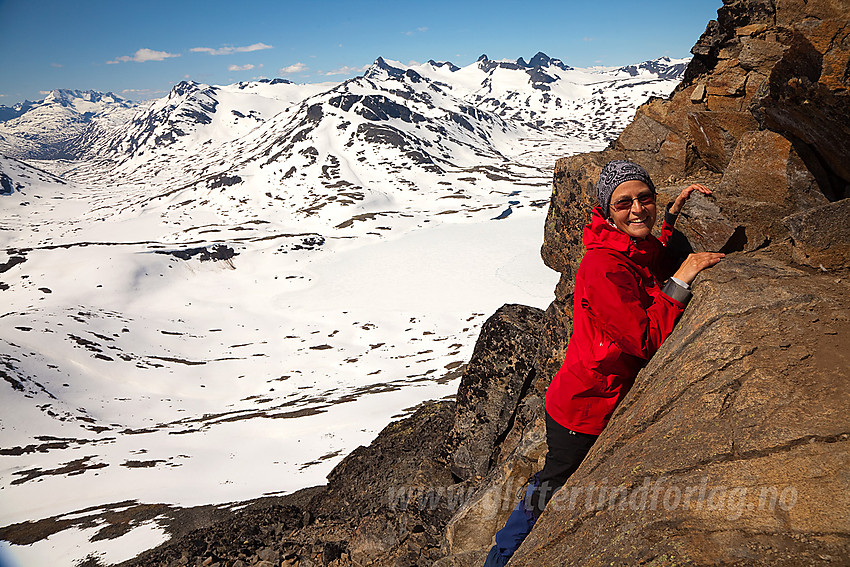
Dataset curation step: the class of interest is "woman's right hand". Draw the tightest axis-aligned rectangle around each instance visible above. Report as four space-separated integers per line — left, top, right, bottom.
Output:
673 252 725 285
670 183 712 215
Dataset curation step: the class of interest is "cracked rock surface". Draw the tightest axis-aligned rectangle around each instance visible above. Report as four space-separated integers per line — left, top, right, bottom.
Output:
510 251 850 565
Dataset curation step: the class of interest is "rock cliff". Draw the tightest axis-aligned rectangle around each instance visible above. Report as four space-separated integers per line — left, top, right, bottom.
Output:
120 1 849 565
498 0 850 564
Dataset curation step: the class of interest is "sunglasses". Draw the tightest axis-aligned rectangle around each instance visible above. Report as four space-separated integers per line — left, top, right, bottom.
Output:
609 192 656 211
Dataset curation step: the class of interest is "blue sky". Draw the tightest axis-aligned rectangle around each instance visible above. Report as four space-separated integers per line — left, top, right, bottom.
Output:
0 0 722 104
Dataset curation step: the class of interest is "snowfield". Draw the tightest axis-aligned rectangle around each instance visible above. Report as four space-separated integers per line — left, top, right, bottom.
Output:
0 53 687 566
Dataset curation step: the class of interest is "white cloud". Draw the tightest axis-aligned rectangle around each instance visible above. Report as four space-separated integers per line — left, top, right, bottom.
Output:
120 88 166 99
404 26 429 36
279 62 308 74
229 64 256 72
39 90 52 95
323 64 369 76
191 43 273 56
51 62 63 68
107 48 180 64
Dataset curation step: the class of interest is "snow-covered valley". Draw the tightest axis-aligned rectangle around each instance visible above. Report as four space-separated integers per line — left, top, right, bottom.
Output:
0 53 687 566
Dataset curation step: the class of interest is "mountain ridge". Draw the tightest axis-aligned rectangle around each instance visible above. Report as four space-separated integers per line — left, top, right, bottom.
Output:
0 89 137 160
1 52 687 169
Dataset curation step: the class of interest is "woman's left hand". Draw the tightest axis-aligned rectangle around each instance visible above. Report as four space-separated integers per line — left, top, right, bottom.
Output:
670 184 712 215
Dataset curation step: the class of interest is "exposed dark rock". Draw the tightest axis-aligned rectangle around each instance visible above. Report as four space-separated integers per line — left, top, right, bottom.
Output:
528 52 552 68
356 123 408 148
328 94 361 113
428 60 461 72
353 94 426 123
365 57 406 80
306 103 323 123
312 400 455 521
207 174 242 189
448 304 543 481
155 244 237 263
0 254 27 273
619 58 689 81
119 495 316 567
1 172 18 195
447 112 474 132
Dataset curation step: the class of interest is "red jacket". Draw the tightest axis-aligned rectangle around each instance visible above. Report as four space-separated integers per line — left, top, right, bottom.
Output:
545 207 686 435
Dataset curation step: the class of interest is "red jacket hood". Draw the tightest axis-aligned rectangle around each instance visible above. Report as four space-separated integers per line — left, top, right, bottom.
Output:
583 207 661 262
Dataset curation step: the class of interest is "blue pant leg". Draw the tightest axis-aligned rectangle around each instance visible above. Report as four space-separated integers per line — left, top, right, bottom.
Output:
484 475 539 565
483 544 509 567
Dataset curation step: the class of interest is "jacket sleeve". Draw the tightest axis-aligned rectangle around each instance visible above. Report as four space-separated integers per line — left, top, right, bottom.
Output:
578 251 686 360
657 202 678 247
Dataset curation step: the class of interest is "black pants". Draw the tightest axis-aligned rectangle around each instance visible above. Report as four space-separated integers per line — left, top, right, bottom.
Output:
530 410 598 518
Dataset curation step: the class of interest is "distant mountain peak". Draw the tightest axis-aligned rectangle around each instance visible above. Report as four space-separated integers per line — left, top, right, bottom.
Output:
236 78 294 90
0 88 139 159
528 52 549 66
528 52 571 71
365 57 406 80
40 89 129 107
616 56 690 80
426 59 460 72
475 52 571 74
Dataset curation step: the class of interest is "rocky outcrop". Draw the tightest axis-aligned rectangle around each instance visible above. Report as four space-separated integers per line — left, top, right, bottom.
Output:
475 0 850 564
449 304 543 481
510 252 850 565
783 198 850 270
615 0 849 197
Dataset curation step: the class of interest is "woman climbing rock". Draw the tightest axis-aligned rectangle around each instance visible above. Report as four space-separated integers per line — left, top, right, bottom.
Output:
484 160 725 566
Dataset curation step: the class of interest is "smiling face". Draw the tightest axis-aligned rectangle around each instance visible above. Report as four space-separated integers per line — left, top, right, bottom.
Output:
608 179 657 240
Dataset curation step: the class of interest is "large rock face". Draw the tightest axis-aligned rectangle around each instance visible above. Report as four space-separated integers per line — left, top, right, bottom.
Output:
510 253 850 565
614 0 850 198
449 304 544 481
456 0 850 564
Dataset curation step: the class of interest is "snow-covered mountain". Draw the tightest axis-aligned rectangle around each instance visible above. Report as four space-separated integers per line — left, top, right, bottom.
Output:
0 52 688 566
85 52 689 168
51 53 688 234
0 89 138 160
